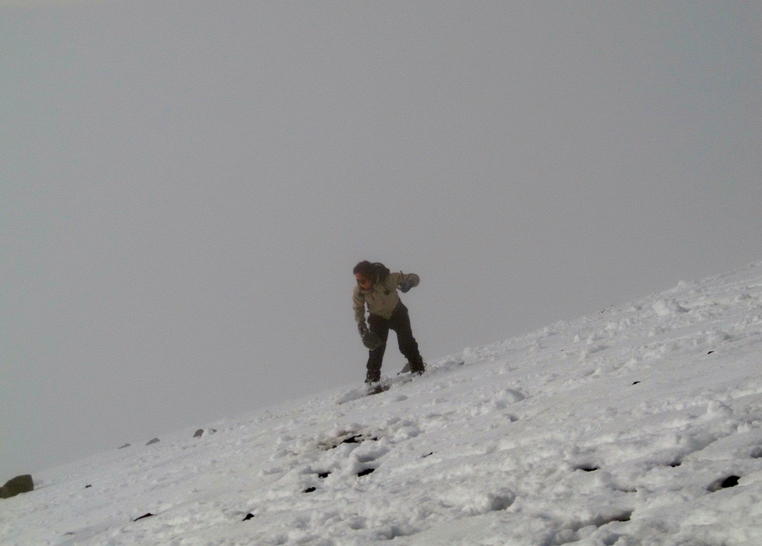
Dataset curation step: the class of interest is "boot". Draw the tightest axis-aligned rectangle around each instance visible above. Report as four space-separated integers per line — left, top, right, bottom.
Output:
365 369 381 384
408 359 426 376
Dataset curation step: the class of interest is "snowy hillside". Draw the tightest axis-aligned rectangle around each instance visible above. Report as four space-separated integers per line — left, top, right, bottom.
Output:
4 263 762 545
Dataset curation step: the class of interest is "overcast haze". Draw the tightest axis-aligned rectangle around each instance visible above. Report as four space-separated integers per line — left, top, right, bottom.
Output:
2 2 761 478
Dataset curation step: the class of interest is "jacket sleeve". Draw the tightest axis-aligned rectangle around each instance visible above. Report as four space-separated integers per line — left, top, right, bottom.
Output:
352 287 366 324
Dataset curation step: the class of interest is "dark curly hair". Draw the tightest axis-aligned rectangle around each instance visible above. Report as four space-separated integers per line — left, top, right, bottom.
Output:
353 261 389 283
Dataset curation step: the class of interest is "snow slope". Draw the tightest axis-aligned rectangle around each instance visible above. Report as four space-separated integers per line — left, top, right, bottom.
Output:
4 262 762 545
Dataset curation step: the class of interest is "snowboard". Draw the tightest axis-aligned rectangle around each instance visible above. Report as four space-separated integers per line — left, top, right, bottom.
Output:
336 371 419 404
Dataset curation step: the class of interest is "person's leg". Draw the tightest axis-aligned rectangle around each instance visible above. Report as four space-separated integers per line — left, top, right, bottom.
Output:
389 304 425 373
366 314 390 383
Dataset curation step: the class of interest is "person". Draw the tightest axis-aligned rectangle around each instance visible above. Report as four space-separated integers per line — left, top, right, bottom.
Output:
352 261 426 385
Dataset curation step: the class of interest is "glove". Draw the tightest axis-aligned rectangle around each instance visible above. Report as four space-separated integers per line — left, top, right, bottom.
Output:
399 279 414 293
362 331 384 350
358 323 383 350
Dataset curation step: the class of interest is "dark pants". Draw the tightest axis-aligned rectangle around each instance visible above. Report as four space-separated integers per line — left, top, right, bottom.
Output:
366 303 423 383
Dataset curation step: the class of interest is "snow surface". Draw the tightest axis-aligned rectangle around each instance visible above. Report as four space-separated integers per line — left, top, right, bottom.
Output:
4 262 762 545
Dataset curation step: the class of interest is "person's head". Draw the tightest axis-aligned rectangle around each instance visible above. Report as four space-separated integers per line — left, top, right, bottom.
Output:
353 261 375 290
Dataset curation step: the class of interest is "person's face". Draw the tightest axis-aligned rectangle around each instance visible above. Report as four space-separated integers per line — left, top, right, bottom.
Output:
355 273 373 290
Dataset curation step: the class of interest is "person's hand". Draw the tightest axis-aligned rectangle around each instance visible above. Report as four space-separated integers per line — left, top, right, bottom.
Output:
358 323 383 349
362 331 383 350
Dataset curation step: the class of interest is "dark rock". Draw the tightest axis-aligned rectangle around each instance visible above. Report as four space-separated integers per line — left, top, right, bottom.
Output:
357 468 375 477
320 430 379 450
243 513 255 521
0 474 34 499
133 513 154 522
193 428 217 438
118 443 131 449
318 472 331 479
146 438 160 446
303 486 317 493
709 475 742 491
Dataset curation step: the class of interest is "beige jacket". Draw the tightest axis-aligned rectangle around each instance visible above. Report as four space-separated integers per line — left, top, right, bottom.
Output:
353 271 420 324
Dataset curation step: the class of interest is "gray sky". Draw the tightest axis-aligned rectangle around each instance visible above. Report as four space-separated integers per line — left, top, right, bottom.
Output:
2 1 761 478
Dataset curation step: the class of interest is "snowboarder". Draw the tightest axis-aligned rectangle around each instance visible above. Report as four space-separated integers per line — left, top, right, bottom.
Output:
352 261 426 386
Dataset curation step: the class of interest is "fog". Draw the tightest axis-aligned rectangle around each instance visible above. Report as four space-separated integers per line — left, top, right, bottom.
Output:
2 1 760 478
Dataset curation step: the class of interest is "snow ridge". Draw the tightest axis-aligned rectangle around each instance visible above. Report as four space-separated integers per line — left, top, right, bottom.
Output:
4 262 762 545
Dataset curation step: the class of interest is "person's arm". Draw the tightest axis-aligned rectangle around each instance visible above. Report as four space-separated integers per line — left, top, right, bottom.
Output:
397 272 420 293
353 287 366 324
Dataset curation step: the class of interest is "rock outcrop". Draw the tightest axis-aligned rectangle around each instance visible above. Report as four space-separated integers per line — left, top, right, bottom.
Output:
0 474 34 499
